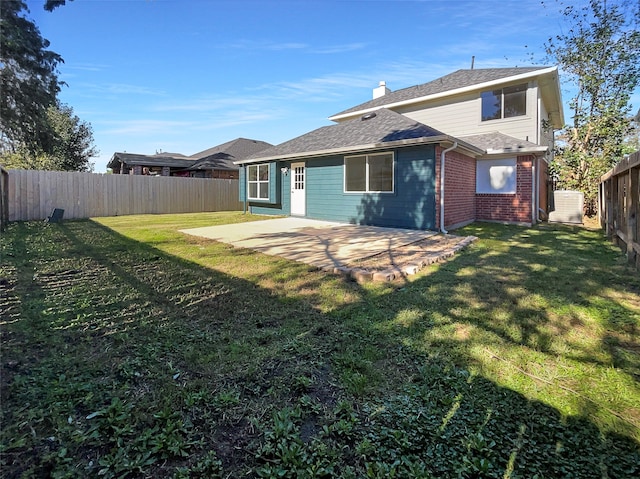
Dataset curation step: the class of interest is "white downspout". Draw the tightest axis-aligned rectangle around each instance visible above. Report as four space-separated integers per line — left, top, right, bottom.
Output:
440 142 458 234
532 157 537 224
242 164 248 214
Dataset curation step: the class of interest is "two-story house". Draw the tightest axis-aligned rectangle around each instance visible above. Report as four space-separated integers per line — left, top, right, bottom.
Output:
235 67 563 230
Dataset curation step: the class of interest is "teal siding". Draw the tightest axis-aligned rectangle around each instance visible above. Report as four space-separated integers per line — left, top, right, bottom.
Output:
242 161 290 216
269 162 279 203
238 166 246 202
305 146 436 230
242 146 436 229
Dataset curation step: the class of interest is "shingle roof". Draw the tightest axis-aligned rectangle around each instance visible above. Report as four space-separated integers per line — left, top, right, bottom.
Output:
239 109 452 163
458 132 548 154
190 138 273 161
108 153 194 169
331 67 553 118
108 138 272 171
189 138 273 171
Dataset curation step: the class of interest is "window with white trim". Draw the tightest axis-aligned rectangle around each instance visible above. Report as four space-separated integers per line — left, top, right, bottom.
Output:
476 158 517 194
344 152 394 193
481 83 527 121
247 164 269 200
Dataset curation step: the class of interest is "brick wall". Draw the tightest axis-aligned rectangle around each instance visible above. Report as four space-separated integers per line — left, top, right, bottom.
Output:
435 146 476 230
476 156 533 224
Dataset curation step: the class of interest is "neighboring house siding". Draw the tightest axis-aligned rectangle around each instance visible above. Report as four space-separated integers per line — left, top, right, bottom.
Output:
397 82 540 144
211 170 239 180
435 147 476 229
476 155 534 224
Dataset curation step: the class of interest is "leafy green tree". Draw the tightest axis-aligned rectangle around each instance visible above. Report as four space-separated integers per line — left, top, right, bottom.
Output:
0 0 63 154
1 0 96 171
2 103 98 171
44 0 73 11
544 0 640 215
45 102 98 171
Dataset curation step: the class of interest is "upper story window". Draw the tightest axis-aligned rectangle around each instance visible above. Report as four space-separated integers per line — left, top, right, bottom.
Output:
247 164 269 200
481 83 527 121
344 152 394 193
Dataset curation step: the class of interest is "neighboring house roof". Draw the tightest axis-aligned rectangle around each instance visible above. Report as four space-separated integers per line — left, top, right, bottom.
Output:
236 108 483 164
188 138 273 170
190 138 273 161
458 132 548 156
187 155 235 171
108 153 194 169
329 66 563 127
153 152 189 158
108 138 272 171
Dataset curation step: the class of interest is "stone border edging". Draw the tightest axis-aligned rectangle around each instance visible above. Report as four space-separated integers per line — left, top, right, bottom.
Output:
322 235 478 283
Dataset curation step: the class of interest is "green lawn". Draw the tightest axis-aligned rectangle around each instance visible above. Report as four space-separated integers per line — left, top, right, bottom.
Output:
1 211 639 478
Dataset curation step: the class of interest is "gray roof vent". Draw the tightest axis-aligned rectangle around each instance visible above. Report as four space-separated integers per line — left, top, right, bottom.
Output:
361 112 377 121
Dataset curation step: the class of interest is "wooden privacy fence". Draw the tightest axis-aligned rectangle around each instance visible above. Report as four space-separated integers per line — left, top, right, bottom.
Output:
4 169 242 221
599 150 640 268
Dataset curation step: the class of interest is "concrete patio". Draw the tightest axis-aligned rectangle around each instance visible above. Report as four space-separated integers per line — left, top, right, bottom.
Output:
180 217 439 270
181 217 478 282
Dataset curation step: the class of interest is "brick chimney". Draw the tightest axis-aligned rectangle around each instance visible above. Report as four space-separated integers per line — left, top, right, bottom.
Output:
373 80 390 99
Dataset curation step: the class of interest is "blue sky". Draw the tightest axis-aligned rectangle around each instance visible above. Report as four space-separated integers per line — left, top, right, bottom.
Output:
25 0 638 172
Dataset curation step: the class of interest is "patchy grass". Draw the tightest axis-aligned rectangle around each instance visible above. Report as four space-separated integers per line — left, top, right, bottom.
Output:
1 212 639 478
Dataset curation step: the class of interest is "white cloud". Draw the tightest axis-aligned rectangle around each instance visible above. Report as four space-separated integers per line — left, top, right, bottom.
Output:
154 96 260 113
102 83 167 96
223 40 367 55
226 40 308 51
101 119 196 136
65 63 109 72
68 82 167 98
313 43 368 54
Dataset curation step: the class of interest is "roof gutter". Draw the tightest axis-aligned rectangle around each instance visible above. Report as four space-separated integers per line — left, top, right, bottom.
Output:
440 142 458 234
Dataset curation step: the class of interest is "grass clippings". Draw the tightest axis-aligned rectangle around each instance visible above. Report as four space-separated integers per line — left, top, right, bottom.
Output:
1 212 639 478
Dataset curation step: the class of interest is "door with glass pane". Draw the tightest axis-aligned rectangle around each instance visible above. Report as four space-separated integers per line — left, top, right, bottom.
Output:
290 162 306 216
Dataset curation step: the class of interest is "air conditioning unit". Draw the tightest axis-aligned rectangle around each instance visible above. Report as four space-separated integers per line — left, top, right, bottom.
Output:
548 190 583 224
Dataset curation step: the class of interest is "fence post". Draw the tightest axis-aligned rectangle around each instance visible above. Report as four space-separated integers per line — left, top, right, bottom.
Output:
600 151 640 269
629 160 638 266
0 166 8 231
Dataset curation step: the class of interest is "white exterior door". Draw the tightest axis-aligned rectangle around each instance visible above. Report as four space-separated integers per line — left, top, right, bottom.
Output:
290 162 306 216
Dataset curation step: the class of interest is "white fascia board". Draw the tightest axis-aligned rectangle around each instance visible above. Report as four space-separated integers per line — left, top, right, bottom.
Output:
328 67 559 122
234 135 484 165
478 146 548 159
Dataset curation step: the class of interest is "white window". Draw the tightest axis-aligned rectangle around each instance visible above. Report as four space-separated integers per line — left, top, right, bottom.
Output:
247 164 269 200
476 158 517 194
481 83 527 121
344 152 394 193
